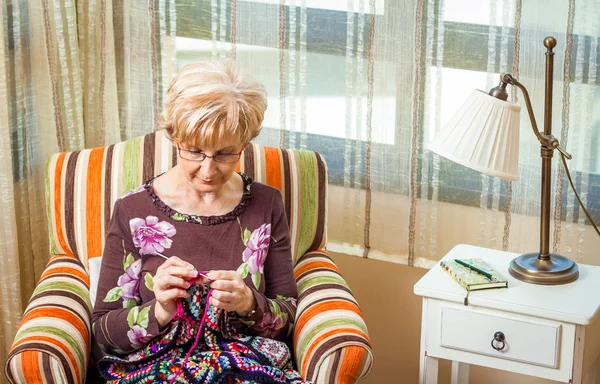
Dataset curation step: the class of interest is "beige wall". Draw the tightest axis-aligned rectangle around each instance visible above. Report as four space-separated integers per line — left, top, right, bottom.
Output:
330 252 600 383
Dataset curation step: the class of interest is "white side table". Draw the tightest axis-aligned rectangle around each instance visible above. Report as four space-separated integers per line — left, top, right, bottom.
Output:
414 244 600 384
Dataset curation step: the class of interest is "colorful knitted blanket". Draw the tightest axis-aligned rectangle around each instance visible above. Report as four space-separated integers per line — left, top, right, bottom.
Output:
98 283 309 383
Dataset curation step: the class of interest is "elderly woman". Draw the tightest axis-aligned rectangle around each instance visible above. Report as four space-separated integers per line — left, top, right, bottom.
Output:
92 61 306 383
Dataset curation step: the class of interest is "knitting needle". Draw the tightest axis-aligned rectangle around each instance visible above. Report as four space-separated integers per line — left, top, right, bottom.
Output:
155 252 211 280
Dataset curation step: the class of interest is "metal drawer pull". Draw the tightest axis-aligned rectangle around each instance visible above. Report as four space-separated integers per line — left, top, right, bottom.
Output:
491 331 506 351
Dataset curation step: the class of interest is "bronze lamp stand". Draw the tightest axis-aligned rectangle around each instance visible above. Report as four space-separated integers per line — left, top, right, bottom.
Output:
487 37 578 284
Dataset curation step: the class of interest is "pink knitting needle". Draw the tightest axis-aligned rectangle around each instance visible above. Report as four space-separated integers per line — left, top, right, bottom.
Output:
155 252 211 280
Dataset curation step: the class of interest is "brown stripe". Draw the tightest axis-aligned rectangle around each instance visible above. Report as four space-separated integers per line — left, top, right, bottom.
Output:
46 256 82 269
278 0 287 148
9 343 75 384
98 0 107 144
306 336 370 379
362 3 375 259
41 0 66 152
243 143 255 179
64 151 80 257
298 249 332 262
501 0 524 252
297 284 353 303
553 0 576 252
281 149 292 223
42 354 57 383
31 290 92 320
38 273 89 290
149 0 160 130
104 144 114 232
142 133 156 182
5 356 17 383
27 303 90 335
329 349 343 384
408 0 426 266
230 0 237 59
309 153 327 252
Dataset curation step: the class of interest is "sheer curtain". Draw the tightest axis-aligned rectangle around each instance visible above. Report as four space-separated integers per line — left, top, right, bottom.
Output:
0 1 176 379
177 0 600 266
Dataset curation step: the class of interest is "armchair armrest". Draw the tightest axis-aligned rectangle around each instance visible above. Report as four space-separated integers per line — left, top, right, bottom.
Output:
5 254 92 384
293 250 373 383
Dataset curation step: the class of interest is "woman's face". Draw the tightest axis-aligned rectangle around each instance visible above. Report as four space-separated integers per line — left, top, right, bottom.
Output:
176 137 244 194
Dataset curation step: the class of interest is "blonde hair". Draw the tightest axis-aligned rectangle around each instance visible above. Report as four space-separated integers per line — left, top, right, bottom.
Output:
161 60 267 149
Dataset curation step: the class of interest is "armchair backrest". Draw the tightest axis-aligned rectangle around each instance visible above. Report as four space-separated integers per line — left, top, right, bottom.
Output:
45 131 327 271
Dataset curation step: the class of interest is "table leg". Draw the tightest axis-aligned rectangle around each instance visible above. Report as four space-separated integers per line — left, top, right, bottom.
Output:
451 361 470 384
419 298 438 384
419 353 439 384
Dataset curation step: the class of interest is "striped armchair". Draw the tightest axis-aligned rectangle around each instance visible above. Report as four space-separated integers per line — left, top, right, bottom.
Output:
5 131 373 383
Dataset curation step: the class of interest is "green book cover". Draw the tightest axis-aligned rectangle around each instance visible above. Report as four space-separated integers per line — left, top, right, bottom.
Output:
440 258 508 291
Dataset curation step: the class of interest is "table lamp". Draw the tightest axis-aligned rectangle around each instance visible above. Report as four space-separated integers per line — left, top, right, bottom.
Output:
429 36 588 285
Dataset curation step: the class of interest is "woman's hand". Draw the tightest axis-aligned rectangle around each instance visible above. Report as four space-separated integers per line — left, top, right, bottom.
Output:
207 270 256 317
153 256 202 328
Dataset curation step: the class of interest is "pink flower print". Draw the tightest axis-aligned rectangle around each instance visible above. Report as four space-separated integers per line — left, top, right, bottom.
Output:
127 325 148 349
118 259 142 301
242 223 271 275
257 312 284 338
130 216 176 256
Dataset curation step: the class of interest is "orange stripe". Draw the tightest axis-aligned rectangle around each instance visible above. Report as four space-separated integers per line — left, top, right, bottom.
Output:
295 301 363 335
53 153 72 256
235 162 241 173
21 351 44 383
86 148 105 258
294 261 340 279
40 266 90 287
21 307 89 343
300 327 369 375
263 147 283 191
337 346 365 382
12 336 81 383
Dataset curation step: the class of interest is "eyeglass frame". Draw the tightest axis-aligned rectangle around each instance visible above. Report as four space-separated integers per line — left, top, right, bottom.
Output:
176 143 243 164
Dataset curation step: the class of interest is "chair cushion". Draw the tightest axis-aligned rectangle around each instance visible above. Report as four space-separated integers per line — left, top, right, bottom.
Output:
88 257 103 308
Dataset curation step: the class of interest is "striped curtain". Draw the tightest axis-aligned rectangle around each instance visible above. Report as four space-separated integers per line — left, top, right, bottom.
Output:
178 0 600 267
0 1 175 380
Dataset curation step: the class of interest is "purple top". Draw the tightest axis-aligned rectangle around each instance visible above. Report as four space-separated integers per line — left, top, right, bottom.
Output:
92 174 298 354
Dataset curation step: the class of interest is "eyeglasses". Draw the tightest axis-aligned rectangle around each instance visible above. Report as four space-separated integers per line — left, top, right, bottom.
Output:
177 145 242 164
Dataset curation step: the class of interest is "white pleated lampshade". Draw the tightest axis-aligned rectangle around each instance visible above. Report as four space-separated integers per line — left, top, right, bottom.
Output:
429 90 521 181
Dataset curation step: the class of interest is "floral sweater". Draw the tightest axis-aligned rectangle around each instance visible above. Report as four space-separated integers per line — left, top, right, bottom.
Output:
92 174 298 354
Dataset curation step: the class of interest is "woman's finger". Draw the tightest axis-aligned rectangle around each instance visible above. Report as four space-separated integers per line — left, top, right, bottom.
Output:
210 289 234 304
209 296 234 312
155 275 190 290
164 265 198 279
157 256 195 272
157 288 189 303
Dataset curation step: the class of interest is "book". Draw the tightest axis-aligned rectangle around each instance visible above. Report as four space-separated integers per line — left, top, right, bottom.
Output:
440 258 508 293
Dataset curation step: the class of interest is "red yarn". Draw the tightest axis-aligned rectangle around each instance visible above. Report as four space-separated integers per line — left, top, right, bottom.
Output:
168 271 213 384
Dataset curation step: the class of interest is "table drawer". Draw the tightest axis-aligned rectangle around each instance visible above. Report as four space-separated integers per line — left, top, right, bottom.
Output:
440 306 561 368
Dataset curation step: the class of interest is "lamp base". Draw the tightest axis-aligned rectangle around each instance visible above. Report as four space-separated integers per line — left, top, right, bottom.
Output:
508 252 579 285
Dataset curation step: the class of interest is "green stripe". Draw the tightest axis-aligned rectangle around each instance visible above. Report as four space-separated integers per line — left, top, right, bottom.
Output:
297 275 350 293
15 326 86 373
122 137 142 193
295 151 318 263
32 281 92 310
297 318 369 362
45 156 59 255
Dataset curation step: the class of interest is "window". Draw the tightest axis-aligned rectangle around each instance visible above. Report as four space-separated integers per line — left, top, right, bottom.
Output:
175 0 600 223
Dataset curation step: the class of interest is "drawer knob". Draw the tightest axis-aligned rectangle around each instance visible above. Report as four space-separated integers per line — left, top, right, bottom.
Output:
491 331 506 351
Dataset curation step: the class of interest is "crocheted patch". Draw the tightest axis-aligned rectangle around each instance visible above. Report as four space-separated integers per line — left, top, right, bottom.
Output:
98 283 309 384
